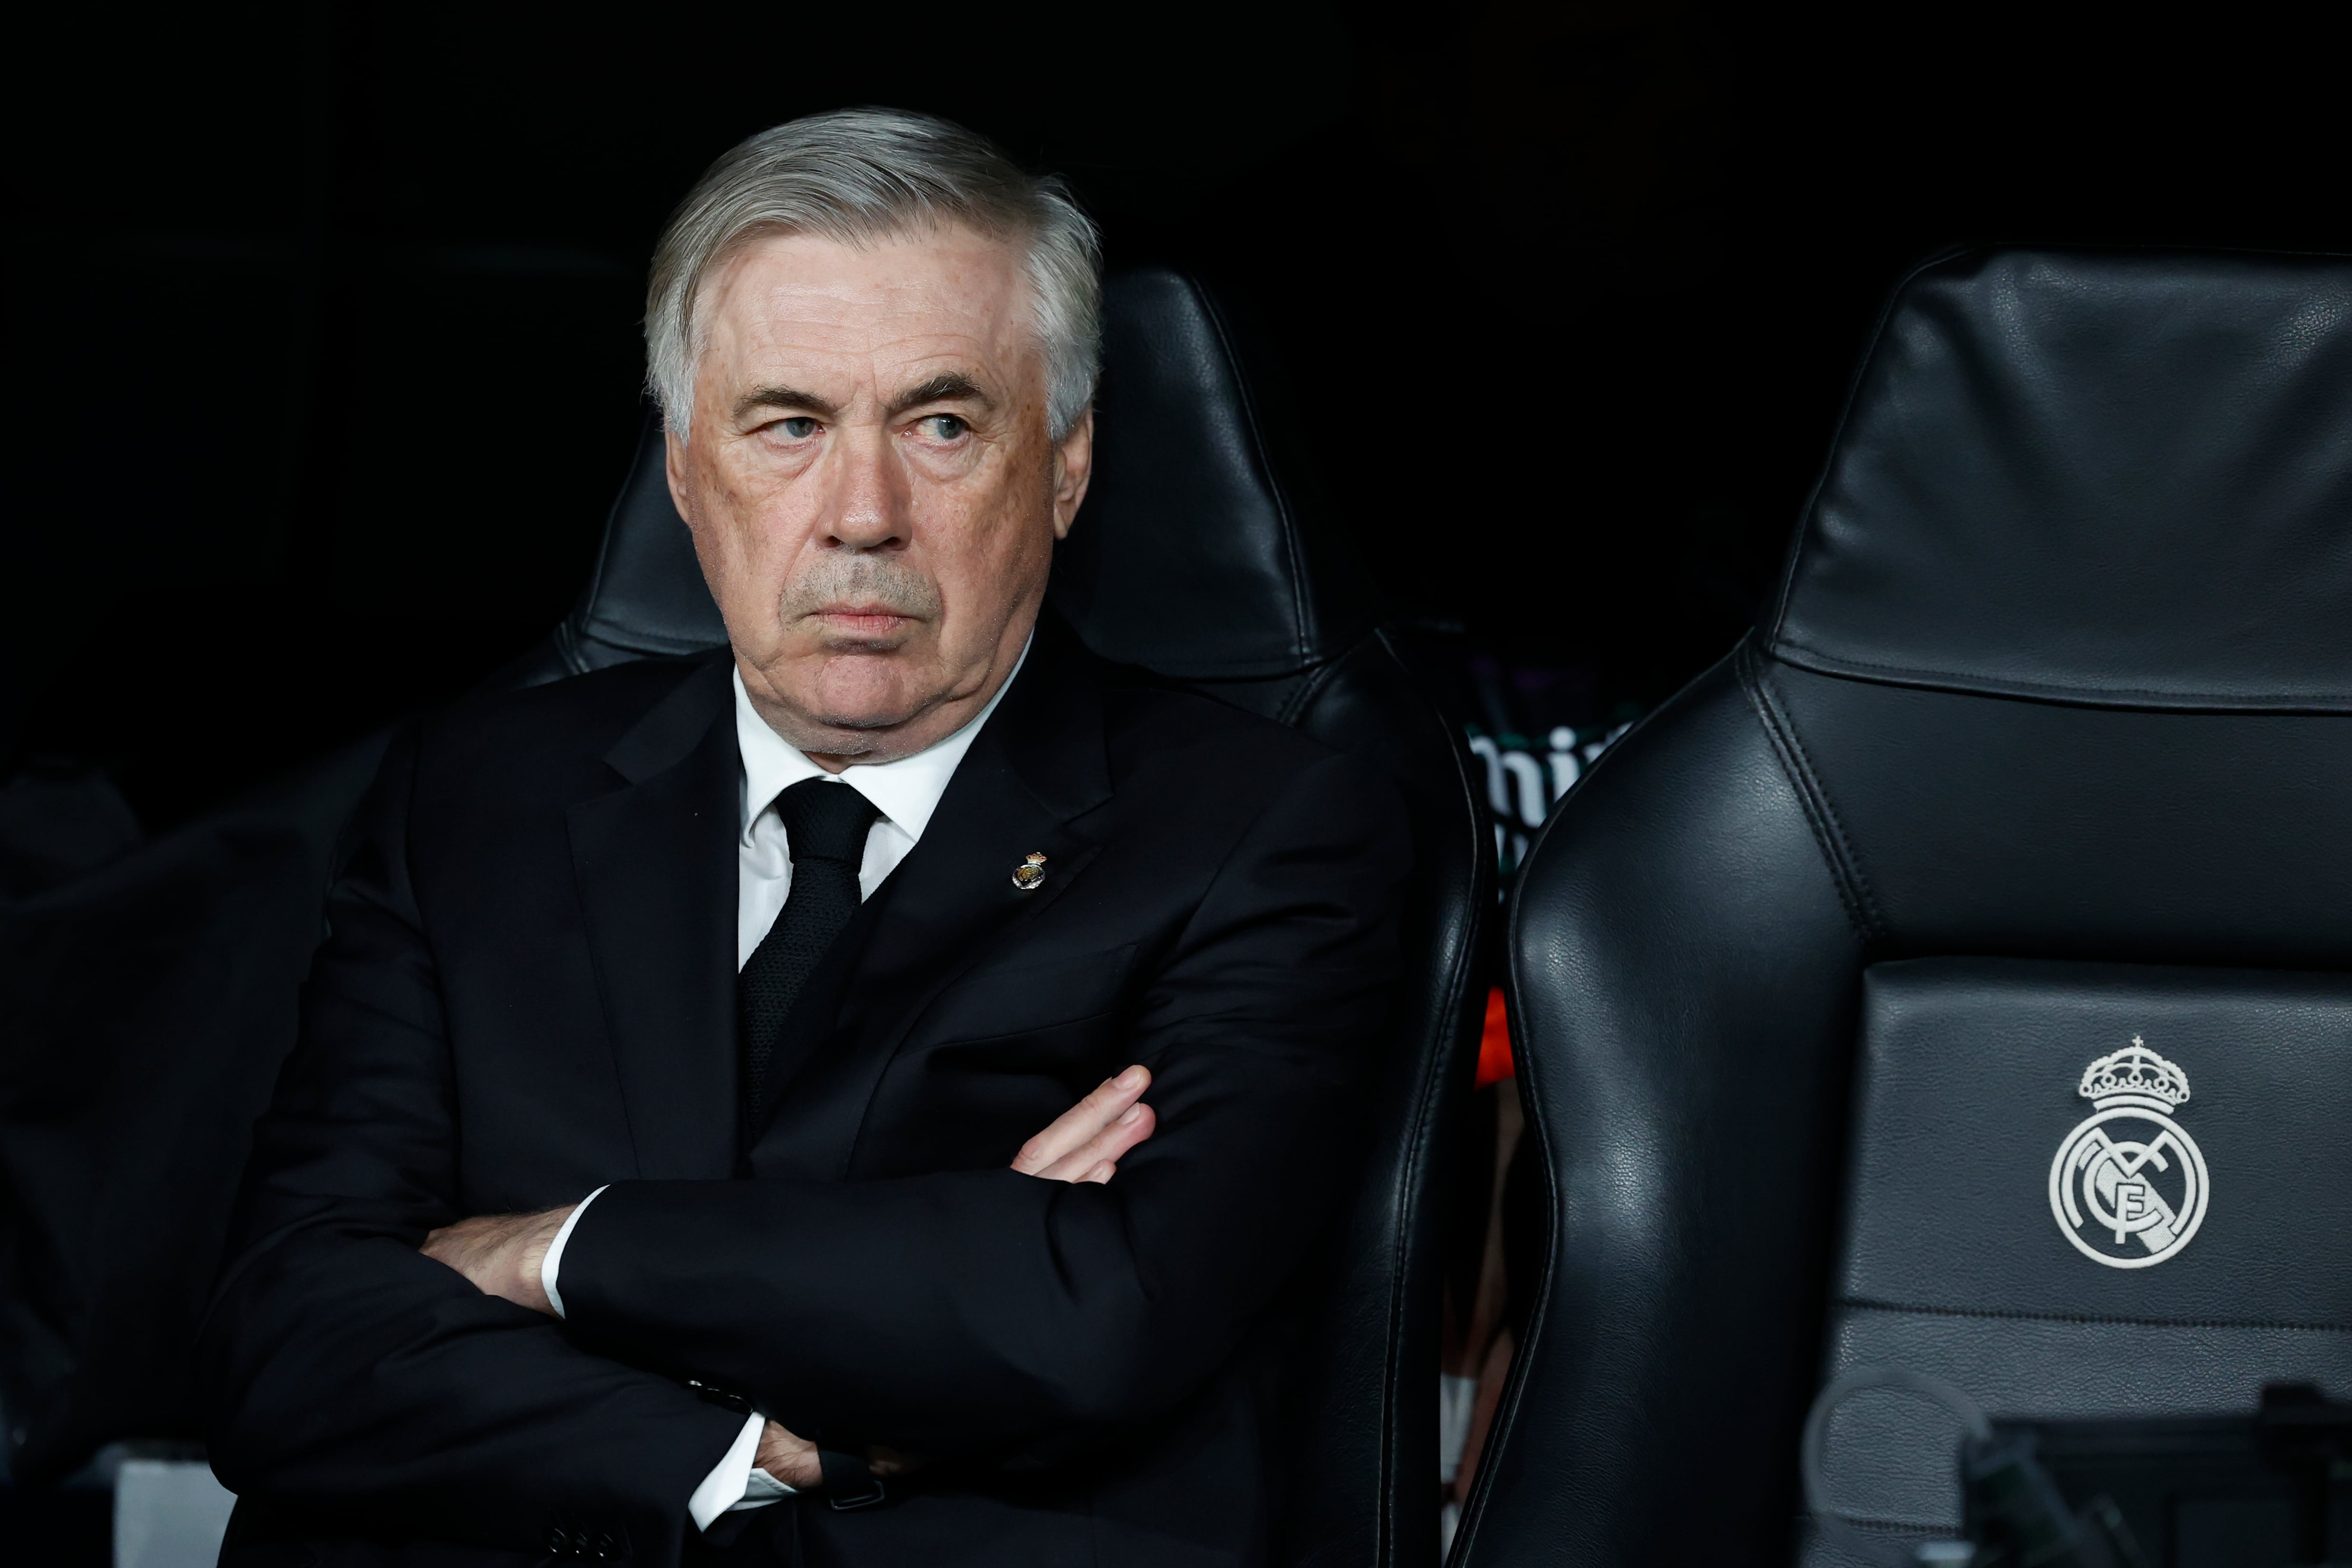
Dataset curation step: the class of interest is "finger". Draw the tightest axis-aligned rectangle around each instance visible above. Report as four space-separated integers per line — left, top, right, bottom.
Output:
1034 1101 1156 1182
1019 1065 1148 1170
1010 1065 1151 1174
1034 1100 1156 1183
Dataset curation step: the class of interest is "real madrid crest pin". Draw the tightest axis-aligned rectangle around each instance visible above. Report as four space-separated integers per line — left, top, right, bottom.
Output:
2047 1036 2209 1270
1011 852 1048 892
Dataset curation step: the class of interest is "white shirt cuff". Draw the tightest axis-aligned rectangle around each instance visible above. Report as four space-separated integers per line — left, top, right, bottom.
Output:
740 1455 795 1506
543 1187 794 1530
538 1185 607 1320
688 1410 794 1531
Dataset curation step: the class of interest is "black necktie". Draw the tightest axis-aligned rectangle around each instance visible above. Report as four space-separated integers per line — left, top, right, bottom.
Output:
739 777 881 1128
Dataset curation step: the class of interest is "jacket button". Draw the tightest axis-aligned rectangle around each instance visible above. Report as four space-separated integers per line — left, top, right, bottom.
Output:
544 1524 573 1555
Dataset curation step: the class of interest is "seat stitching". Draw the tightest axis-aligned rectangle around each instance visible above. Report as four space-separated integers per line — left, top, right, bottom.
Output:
1840 1295 2352 1334
1772 641 2352 713
1190 276 1320 667
1750 652 1887 935
1807 1511 1961 1535
1274 644 1348 726
1737 641 1887 942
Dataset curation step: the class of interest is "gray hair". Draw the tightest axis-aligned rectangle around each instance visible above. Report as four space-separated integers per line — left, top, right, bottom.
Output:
646 108 1102 441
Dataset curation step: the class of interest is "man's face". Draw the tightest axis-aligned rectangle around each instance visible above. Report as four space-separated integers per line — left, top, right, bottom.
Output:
668 225 1091 765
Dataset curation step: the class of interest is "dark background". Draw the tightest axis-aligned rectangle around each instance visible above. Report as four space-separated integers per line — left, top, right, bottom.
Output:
10 0 2352 833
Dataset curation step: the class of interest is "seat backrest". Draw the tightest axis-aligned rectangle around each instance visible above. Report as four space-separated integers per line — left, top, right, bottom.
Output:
507 268 1494 1568
1454 247 2352 1567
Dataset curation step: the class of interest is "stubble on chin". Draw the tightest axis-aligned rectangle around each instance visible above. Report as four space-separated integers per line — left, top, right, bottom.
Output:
743 552 1033 761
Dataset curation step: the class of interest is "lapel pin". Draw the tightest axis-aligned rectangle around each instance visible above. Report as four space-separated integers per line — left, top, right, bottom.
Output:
1011 852 1048 892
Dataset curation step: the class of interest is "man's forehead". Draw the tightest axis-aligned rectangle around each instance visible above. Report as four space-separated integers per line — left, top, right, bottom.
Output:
701 228 1032 371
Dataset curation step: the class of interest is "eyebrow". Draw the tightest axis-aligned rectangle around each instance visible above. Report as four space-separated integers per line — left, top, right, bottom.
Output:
734 384 841 423
732 372 995 426
886 372 994 418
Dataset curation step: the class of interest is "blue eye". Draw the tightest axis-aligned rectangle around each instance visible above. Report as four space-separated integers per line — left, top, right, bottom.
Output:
919 414 968 441
777 417 820 439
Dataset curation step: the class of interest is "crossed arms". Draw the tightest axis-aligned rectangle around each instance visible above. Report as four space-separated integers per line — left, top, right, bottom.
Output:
418 1067 1161 1489
196 738 1407 1558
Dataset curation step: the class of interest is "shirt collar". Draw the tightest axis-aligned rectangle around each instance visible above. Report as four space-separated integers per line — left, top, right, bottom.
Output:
733 633 1031 845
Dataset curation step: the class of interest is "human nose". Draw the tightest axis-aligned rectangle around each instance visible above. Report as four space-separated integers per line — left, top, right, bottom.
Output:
821 423 910 552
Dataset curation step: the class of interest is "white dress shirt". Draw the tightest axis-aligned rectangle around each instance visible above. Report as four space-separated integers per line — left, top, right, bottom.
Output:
539 645 1025 1530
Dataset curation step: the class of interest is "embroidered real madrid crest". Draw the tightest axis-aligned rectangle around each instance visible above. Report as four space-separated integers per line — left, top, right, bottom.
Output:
2046 1037 2209 1270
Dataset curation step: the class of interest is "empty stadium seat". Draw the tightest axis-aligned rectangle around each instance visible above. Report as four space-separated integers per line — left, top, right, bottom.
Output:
1452 246 2352 1566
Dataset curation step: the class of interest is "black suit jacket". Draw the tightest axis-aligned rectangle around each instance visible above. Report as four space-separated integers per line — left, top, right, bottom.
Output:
197 618 1411 1568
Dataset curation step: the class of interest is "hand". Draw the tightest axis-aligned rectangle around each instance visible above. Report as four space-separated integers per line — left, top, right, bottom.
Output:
755 1418 821 1490
1010 1064 1156 1183
421 1206 573 1315
756 1423 917 1491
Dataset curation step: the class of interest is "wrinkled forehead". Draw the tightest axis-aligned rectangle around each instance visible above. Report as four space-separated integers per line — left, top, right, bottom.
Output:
692 224 1043 396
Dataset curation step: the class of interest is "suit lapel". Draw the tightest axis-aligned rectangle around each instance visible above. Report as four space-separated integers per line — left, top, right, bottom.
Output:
567 655 741 1181
750 617 1116 1180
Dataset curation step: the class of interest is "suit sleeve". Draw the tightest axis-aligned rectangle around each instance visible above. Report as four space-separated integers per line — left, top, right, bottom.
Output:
552 748 1411 1456
195 727 746 1561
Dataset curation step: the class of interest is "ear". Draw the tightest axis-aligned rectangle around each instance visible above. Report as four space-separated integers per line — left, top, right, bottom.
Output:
663 425 695 529
1049 406 1094 541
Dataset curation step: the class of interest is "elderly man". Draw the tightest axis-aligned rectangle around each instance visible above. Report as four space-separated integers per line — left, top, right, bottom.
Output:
198 109 1408 1568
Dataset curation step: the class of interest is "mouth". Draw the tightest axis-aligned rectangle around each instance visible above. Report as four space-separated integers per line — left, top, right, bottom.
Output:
807 603 919 640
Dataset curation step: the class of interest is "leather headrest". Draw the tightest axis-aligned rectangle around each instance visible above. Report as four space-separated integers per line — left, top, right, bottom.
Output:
559 422 728 670
1768 247 2352 711
1048 268 1379 678
556 266 1378 682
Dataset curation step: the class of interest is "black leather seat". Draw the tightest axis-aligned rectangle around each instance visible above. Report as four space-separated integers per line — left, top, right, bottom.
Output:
1452 247 2352 1566
507 267 1495 1568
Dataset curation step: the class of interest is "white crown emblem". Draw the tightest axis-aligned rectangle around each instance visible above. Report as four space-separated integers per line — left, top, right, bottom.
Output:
2048 1035 2209 1271
2076 1037 2191 1108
